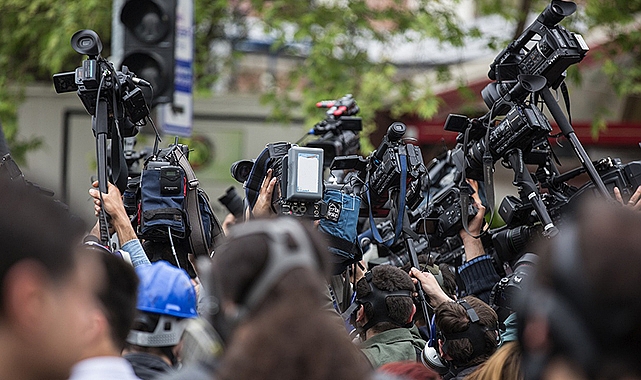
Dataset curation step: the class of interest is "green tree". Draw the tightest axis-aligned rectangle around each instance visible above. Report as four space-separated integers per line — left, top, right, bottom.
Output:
1 0 641 162
0 0 112 163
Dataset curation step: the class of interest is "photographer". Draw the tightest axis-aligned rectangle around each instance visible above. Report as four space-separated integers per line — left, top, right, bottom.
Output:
353 265 427 368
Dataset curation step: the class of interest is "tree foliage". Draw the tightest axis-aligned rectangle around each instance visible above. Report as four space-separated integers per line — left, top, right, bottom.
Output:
1 0 641 160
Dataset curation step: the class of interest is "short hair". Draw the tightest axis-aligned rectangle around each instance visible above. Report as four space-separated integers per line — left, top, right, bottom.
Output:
435 296 498 367
0 178 86 315
88 246 139 350
212 219 331 310
355 265 415 333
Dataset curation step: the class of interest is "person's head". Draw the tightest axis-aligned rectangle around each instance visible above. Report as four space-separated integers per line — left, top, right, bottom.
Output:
354 265 416 335
209 217 331 339
83 240 139 353
126 261 197 364
211 217 372 380
435 296 499 369
465 341 523 380
0 178 104 380
519 199 641 380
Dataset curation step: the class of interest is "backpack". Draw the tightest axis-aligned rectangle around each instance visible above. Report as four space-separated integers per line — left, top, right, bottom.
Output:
136 143 223 258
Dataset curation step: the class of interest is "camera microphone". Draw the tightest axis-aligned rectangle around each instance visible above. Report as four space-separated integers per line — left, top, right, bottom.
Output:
132 77 151 87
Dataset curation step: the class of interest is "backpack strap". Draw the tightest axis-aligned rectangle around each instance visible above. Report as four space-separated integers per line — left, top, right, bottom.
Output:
170 147 211 258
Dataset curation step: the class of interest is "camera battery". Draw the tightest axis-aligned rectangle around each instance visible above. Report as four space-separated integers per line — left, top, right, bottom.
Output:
159 165 184 195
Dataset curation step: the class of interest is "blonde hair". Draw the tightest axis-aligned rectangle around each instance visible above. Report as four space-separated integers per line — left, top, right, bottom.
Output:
465 342 523 380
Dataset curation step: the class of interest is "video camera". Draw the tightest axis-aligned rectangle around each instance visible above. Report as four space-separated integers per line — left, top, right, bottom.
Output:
332 122 426 217
235 141 327 218
52 29 150 138
484 0 588 115
444 103 553 182
305 94 362 167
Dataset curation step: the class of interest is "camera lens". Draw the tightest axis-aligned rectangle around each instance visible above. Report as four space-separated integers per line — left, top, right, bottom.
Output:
230 160 254 183
387 122 406 142
218 186 244 218
70 29 103 57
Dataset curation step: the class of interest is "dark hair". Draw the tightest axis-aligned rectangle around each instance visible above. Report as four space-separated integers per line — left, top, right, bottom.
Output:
435 296 498 367
212 219 332 310
213 218 371 380
355 265 415 333
89 247 139 350
0 178 86 314
439 263 457 298
524 199 641 379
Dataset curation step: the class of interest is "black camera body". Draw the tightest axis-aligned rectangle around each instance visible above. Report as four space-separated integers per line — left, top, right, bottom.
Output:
333 122 426 217
423 184 479 244
488 0 588 91
306 94 363 168
53 30 149 138
238 142 327 219
446 103 552 183
490 253 538 325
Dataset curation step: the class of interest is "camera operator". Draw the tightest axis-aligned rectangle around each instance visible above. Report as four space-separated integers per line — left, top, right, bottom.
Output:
88 181 150 267
519 199 641 380
353 265 427 368
248 168 278 219
433 296 500 379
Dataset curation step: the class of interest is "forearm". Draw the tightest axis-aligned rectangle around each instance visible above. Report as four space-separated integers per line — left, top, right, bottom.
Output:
121 238 150 267
462 234 485 262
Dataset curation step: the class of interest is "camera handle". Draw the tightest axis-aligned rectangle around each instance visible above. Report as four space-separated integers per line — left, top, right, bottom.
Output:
505 149 558 238
540 87 610 199
93 97 111 246
405 231 433 341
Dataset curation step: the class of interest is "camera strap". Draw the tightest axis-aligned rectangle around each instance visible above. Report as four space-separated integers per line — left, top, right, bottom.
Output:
366 153 407 246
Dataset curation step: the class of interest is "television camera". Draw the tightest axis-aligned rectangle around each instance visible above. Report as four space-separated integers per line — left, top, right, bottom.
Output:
53 29 152 245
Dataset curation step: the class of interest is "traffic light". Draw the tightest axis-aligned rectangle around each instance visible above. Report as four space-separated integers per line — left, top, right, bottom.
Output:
119 0 176 106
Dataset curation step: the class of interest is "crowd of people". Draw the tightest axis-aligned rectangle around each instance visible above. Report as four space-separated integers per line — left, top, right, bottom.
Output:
2 151 641 380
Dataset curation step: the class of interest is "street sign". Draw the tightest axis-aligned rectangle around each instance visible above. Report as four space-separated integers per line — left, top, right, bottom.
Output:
161 0 193 137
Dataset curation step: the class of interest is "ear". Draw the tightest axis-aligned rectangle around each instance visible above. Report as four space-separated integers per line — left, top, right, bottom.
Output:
356 304 367 324
407 304 416 323
438 339 452 360
3 261 50 336
86 307 106 343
